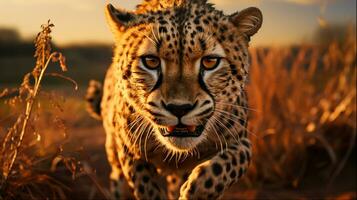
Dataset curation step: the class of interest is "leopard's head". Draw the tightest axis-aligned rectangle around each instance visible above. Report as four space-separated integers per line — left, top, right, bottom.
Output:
105 0 262 153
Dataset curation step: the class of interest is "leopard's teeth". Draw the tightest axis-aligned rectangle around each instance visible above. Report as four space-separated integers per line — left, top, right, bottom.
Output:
167 126 176 133
166 125 197 133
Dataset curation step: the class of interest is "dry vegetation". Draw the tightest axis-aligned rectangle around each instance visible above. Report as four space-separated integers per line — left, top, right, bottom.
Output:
0 22 356 199
238 27 356 199
0 21 108 199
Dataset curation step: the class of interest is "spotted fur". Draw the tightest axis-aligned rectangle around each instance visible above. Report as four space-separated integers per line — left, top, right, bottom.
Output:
87 0 262 199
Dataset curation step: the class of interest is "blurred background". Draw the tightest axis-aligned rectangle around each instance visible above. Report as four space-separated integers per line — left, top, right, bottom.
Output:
0 0 356 199
0 0 356 84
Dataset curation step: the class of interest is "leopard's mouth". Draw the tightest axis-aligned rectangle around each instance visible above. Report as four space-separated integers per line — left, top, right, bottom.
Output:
161 124 205 138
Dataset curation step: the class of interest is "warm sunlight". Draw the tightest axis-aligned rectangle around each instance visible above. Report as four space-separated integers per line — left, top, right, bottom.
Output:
0 0 355 46
0 0 356 199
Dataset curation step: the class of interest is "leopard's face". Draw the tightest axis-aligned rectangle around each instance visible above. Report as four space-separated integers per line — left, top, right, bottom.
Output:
106 2 262 152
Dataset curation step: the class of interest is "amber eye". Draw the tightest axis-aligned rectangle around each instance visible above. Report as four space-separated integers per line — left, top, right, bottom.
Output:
201 56 221 70
141 55 161 69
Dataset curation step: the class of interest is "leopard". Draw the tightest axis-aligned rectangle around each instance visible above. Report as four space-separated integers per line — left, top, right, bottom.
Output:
85 0 262 199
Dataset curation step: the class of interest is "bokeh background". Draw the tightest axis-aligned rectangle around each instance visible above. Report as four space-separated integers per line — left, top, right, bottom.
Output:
0 0 356 84
0 0 356 199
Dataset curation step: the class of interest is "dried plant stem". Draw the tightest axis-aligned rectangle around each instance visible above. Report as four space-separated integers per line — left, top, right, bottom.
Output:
5 53 57 181
45 73 79 90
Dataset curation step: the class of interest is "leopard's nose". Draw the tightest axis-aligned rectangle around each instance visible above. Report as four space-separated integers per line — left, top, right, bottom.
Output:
165 103 195 118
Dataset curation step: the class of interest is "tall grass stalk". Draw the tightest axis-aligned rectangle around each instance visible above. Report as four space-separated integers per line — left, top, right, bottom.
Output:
0 20 77 199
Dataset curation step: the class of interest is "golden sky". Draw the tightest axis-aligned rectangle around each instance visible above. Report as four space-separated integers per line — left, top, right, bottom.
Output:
0 0 355 46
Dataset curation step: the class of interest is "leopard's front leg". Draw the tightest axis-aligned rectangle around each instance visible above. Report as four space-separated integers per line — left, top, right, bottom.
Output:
116 143 167 200
179 139 252 200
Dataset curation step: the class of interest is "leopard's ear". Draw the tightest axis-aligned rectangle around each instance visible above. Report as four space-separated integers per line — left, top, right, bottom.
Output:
105 4 138 34
230 7 263 37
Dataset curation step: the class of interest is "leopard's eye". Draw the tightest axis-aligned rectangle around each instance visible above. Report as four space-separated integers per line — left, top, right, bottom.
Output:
141 55 161 69
201 56 221 70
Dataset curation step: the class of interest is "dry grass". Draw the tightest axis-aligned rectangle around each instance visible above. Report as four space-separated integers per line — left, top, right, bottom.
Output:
244 27 356 192
0 21 108 200
0 20 73 199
